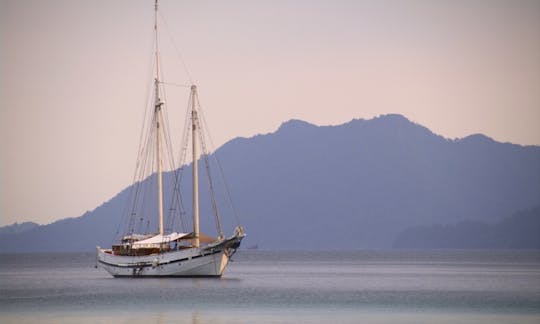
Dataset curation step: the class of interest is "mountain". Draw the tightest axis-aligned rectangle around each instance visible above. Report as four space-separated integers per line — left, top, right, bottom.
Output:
393 205 540 249
1 114 539 252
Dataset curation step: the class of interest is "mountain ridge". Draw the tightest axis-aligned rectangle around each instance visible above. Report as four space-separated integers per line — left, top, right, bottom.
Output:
0 222 39 235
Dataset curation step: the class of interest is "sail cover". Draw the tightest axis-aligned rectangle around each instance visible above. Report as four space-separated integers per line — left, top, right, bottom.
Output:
132 232 189 247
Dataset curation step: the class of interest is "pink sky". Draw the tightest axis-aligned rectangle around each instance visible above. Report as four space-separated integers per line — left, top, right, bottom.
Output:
1 0 539 226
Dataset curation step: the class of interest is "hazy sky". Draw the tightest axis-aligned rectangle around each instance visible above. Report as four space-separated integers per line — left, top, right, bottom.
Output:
1 0 539 227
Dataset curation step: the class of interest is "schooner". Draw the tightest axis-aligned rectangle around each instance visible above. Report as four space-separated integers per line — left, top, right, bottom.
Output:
96 0 245 277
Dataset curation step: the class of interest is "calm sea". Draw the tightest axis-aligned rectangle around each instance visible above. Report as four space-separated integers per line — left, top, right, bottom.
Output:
0 250 539 323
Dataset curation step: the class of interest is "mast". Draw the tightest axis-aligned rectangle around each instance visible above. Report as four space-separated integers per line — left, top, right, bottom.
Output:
191 85 200 248
154 0 164 235
155 81 164 235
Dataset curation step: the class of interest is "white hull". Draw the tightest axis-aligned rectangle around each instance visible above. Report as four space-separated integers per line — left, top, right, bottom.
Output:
97 235 243 277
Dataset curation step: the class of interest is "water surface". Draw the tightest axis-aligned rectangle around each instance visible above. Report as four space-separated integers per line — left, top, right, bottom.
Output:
1 250 539 323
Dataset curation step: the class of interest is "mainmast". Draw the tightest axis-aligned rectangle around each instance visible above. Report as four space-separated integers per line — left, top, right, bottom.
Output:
191 85 200 248
154 0 164 235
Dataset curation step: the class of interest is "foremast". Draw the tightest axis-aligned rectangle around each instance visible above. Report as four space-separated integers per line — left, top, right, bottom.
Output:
154 0 164 235
155 81 164 236
191 85 200 248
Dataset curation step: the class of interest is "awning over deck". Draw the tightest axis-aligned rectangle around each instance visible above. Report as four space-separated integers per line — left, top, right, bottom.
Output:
132 232 189 247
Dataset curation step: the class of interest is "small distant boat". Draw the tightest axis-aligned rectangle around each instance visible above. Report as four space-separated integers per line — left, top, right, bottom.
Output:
97 0 245 277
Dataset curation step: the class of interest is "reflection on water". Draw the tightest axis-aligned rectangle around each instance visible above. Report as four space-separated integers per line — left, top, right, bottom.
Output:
0 250 539 323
